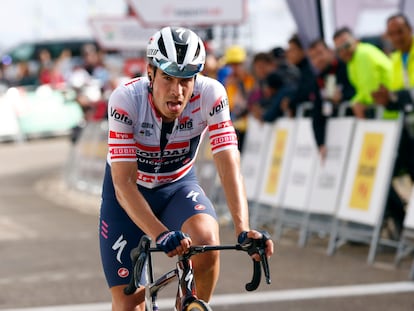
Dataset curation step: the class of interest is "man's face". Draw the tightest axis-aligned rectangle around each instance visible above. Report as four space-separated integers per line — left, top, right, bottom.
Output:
149 65 195 122
308 42 331 72
286 42 305 65
387 17 412 52
334 33 356 63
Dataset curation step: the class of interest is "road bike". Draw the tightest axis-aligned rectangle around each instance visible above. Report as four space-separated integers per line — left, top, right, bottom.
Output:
124 235 271 311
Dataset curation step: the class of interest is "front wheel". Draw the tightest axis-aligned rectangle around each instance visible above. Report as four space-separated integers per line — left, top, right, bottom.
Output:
185 299 212 311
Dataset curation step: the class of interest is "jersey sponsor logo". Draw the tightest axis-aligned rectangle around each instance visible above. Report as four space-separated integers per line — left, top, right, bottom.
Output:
210 132 238 146
209 120 233 131
194 204 206 211
117 267 129 278
139 129 153 137
177 116 193 131
209 97 229 117
142 122 154 128
110 147 136 156
186 190 200 202
112 235 127 264
110 107 133 125
109 131 134 139
147 48 158 56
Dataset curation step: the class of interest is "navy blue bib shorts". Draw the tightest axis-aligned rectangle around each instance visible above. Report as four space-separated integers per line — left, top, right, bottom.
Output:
99 164 217 287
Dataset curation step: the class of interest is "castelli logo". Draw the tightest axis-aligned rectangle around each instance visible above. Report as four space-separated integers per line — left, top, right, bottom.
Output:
118 267 129 278
194 204 206 211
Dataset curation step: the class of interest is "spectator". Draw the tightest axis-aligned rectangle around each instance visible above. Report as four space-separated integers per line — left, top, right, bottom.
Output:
81 43 110 88
247 51 277 116
15 61 37 86
333 27 393 118
223 45 255 151
251 70 288 122
307 38 355 110
371 13 414 236
372 13 414 111
283 34 325 159
334 26 404 238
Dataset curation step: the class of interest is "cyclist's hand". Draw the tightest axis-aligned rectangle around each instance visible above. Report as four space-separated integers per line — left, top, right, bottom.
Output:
156 230 192 257
238 230 274 261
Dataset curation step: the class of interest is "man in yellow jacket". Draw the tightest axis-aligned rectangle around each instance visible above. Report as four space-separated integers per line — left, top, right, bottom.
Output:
372 13 414 182
372 13 414 111
333 26 393 119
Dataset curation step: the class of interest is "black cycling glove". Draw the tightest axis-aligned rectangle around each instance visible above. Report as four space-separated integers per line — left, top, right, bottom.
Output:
156 230 190 254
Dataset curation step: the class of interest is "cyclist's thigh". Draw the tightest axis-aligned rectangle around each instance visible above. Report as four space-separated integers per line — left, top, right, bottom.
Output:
159 182 217 231
100 197 144 288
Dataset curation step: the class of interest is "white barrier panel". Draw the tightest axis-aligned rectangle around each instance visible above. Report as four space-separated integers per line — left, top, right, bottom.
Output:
241 116 272 201
257 118 296 206
0 92 21 139
403 186 414 230
281 118 318 211
307 118 356 215
336 119 400 226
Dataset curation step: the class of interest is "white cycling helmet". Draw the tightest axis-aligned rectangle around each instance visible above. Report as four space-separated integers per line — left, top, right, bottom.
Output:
147 26 206 78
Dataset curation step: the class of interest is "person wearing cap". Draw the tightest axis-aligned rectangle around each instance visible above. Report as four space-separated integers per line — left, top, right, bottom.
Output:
98 26 274 310
222 45 255 152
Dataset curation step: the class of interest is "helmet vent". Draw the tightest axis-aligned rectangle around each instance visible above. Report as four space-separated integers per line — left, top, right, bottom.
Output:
175 43 188 64
158 36 167 58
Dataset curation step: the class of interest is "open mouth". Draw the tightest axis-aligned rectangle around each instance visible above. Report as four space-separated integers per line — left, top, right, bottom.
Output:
167 101 182 113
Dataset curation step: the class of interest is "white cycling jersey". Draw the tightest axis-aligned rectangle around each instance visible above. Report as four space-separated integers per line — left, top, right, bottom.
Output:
107 75 238 189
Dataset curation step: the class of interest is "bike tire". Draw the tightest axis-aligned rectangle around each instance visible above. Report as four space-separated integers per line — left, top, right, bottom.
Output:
185 299 212 311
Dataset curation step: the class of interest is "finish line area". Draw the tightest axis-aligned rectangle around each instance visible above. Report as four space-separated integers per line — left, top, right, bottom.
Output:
3 281 414 311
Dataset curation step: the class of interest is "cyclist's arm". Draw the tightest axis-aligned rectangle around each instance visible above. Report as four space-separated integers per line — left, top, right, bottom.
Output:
213 149 250 236
111 161 168 240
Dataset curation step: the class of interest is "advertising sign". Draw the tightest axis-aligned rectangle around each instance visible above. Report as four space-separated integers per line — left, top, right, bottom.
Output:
127 0 246 26
258 118 296 206
90 17 158 50
336 119 400 226
241 116 272 200
281 118 318 211
307 118 355 215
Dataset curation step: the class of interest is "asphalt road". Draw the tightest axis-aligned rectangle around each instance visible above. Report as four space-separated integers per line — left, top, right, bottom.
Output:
0 137 413 311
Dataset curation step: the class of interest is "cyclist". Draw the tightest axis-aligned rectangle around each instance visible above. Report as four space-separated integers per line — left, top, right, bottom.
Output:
99 26 274 311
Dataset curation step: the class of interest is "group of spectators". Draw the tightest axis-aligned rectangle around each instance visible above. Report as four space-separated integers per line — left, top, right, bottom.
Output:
202 13 414 239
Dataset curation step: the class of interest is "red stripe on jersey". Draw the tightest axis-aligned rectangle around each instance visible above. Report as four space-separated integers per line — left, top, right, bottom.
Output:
190 94 201 102
125 78 141 86
211 142 238 152
109 143 136 147
109 131 134 139
208 120 233 131
210 133 238 150
165 141 190 150
110 155 137 160
136 143 160 152
192 107 201 113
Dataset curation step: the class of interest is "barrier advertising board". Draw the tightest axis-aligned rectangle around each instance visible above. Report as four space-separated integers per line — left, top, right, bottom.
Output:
257 118 296 206
281 118 318 211
127 0 246 26
336 119 400 226
241 116 272 200
307 118 355 215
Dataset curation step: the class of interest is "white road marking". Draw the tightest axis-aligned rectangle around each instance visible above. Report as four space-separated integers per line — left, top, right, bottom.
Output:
2 281 414 310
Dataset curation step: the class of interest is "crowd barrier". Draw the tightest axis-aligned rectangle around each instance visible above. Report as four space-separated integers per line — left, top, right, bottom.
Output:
65 111 414 280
